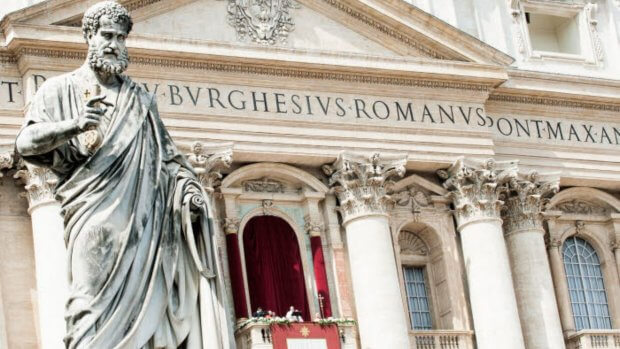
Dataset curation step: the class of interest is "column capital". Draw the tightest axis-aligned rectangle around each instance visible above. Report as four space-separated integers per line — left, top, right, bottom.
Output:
438 158 518 230
14 165 58 211
0 151 15 179
322 152 406 225
186 141 233 193
223 217 240 235
502 171 559 235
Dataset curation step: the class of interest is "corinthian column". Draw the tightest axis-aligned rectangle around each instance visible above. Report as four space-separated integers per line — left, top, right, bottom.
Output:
438 158 525 349
323 153 409 349
502 172 565 349
13 165 67 348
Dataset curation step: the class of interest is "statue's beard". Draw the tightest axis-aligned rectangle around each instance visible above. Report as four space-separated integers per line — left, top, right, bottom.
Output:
88 47 129 75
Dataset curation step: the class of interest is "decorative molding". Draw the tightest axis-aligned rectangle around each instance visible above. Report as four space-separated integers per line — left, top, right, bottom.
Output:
15 48 490 91
0 52 17 65
242 177 285 193
304 216 324 237
555 199 610 215
438 158 518 230
501 171 559 235
488 93 620 113
398 231 428 256
261 199 275 215
186 141 233 193
227 0 299 45
13 166 59 210
223 217 241 235
322 152 406 224
320 0 448 60
392 186 430 213
575 220 586 234
585 2 604 62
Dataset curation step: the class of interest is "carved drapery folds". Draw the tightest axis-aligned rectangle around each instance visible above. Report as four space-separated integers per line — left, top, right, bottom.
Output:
14 166 58 210
186 142 233 193
323 152 406 224
501 171 559 235
227 0 299 45
438 158 518 229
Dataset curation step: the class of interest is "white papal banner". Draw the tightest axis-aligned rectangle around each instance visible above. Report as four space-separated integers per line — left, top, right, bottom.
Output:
286 338 329 349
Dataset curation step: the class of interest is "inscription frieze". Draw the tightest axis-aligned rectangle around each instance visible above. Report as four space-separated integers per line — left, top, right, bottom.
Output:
3 73 620 149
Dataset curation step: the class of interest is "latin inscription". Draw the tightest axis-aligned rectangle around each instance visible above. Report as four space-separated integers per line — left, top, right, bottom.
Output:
3 73 619 148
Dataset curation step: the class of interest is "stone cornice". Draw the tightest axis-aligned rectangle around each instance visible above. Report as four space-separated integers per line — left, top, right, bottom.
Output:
323 152 406 225
501 171 559 235
438 158 518 230
488 93 620 113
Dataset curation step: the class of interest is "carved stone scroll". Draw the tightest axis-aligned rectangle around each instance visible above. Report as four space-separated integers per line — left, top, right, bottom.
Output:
555 199 610 215
227 0 299 45
186 142 233 193
323 152 406 224
242 177 284 193
501 171 559 235
438 158 518 229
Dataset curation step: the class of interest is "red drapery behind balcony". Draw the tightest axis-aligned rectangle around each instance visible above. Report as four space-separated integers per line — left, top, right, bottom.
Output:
243 216 310 320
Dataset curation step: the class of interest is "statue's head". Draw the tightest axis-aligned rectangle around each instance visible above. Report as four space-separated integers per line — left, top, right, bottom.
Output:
82 1 133 75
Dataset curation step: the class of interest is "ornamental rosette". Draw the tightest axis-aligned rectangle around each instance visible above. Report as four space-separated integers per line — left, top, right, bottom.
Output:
501 171 559 235
438 158 517 229
323 152 406 224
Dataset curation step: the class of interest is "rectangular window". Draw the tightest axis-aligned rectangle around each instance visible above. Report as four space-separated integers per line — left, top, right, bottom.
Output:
403 266 432 330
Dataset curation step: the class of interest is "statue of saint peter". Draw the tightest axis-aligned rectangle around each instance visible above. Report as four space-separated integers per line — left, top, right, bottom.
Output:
15 2 231 348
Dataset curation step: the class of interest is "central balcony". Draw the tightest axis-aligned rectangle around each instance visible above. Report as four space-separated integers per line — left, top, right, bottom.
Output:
566 330 620 349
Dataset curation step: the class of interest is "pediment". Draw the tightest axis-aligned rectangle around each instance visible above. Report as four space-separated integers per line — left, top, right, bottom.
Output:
4 0 514 65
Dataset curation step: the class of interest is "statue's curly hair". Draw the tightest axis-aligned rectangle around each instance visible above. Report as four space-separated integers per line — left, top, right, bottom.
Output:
82 1 133 40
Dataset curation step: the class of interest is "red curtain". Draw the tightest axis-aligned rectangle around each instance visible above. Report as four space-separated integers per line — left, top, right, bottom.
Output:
243 216 310 320
226 233 248 318
310 236 332 318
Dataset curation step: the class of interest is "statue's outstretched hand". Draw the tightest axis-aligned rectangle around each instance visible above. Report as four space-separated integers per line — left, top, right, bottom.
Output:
77 95 113 131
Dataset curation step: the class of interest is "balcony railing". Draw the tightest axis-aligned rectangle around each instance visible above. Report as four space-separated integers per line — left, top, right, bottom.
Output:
566 330 620 349
235 321 357 349
410 330 475 349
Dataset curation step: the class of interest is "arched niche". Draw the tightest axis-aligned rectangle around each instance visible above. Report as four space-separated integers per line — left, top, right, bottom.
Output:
220 163 331 320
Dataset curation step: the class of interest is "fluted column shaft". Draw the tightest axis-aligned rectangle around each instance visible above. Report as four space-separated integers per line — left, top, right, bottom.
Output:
324 153 409 349
503 174 565 349
439 159 525 349
14 167 67 349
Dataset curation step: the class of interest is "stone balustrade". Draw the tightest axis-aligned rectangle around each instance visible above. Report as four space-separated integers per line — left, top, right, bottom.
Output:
410 330 475 349
566 330 620 349
234 322 357 349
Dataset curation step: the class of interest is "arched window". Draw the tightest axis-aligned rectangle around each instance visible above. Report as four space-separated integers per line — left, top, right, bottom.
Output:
563 236 612 330
399 231 433 330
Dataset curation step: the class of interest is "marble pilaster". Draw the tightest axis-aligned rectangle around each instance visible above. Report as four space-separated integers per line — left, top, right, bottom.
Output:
438 158 525 349
323 152 409 349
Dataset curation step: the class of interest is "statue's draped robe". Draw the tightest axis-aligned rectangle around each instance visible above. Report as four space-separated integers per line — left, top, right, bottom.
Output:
21 71 230 349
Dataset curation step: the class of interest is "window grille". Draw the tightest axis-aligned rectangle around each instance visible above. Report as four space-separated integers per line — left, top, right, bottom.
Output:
563 236 612 330
403 266 432 330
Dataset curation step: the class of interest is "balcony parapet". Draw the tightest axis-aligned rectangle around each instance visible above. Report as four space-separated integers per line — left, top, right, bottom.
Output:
235 319 357 349
410 330 475 349
566 330 620 349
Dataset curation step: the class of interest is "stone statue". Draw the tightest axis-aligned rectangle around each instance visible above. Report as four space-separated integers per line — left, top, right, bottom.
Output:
15 2 232 348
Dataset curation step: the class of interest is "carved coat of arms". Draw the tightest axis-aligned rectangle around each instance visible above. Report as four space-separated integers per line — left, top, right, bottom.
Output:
228 0 299 45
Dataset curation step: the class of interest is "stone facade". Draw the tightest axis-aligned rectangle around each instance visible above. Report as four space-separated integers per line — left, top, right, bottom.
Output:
1 0 620 348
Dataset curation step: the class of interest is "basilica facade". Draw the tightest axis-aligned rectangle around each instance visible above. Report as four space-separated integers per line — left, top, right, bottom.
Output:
1 0 620 348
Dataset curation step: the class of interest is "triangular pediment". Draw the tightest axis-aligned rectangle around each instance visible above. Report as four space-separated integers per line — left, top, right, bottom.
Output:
4 0 514 65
